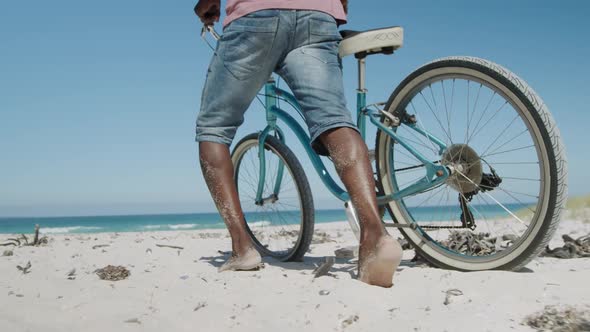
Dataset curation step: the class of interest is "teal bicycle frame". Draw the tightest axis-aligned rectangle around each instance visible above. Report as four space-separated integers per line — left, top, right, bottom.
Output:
254 58 451 207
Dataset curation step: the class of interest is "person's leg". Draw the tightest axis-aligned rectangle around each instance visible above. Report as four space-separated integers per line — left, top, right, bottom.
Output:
199 142 262 271
196 10 287 270
319 128 402 287
276 10 402 286
199 142 255 253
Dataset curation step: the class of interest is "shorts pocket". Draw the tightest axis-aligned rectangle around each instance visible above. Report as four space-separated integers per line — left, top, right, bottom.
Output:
300 41 341 65
308 13 341 44
219 16 279 80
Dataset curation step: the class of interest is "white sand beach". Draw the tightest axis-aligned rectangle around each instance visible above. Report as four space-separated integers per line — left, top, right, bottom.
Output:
1 212 589 332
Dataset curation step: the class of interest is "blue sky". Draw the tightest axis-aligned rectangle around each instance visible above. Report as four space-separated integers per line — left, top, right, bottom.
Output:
1 0 588 217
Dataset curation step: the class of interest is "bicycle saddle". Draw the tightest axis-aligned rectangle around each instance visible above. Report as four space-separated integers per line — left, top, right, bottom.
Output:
339 26 404 59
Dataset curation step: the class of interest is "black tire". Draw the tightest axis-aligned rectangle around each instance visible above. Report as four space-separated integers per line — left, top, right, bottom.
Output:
232 133 315 261
375 56 567 271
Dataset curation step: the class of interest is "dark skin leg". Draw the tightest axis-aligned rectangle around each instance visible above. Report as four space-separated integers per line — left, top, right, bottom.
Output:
318 128 386 250
320 127 401 287
199 142 254 255
198 129 384 255
199 128 400 285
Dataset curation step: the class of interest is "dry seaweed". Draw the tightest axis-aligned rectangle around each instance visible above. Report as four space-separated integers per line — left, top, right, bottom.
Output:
95 265 130 281
523 305 590 331
197 233 222 239
311 231 336 244
334 246 358 259
542 234 590 259
269 229 299 240
441 231 500 256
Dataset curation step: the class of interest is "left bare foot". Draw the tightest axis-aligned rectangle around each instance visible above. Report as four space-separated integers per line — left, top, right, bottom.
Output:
218 247 262 272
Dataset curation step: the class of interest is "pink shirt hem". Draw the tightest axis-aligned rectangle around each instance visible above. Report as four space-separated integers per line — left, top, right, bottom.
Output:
223 0 347 27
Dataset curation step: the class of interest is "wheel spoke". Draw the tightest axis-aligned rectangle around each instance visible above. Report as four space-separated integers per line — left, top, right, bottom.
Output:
379 64 559 267
234 139 308 260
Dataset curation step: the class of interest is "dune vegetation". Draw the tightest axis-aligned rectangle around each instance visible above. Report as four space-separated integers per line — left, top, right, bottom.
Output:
513 194 590 222
566 194 590 210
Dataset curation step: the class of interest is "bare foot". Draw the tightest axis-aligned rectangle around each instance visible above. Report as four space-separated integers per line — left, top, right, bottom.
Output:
218 247 262 272
358 235 402 287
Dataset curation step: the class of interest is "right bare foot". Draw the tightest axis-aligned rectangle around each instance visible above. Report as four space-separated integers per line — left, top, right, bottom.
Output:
218 247 262 272
358 235 402 287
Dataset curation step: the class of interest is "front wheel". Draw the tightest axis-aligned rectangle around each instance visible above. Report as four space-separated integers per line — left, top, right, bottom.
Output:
232 133 314 262
375 56 567 271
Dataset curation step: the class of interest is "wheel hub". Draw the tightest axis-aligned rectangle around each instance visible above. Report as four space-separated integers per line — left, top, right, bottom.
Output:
442 144 483 193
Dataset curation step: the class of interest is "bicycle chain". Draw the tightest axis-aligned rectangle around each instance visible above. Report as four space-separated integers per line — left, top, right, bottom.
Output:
418 225 472 230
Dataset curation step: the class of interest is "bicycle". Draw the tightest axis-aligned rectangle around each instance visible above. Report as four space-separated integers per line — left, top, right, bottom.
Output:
201 24 567 271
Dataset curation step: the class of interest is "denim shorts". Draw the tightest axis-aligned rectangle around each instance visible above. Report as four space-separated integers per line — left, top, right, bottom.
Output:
196 9 358 155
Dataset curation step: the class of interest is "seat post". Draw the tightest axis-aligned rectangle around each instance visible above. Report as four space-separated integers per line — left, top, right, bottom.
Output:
357 58 367 92
356 57 368 140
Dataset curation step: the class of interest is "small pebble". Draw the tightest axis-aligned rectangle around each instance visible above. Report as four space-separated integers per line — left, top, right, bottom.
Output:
341 315 359 328
124 318 141 324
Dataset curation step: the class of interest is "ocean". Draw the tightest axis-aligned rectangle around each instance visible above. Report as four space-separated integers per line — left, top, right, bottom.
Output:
0 204 525 235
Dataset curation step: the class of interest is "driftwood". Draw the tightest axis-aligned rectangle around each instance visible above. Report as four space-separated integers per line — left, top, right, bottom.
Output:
156 244 184 250
2 236 23 247
194 302 207 312
17 261 32 274
32 224 40 245
1 225 48 247
313 256 335 278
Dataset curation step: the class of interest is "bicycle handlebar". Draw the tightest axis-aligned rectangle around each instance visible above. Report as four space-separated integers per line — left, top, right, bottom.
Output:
201 25 221 41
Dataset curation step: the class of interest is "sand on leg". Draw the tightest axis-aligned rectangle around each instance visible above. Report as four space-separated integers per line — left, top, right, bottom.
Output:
320 128 403 287
199 142 261 270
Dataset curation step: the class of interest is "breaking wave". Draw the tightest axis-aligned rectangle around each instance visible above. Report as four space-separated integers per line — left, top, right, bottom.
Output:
40 226 103 234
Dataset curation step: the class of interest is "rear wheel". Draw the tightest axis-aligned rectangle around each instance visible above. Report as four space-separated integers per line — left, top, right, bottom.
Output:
375 57 567 271
232 133 314 262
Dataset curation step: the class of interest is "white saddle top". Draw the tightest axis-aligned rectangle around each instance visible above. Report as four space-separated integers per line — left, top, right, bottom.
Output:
338 26 404 58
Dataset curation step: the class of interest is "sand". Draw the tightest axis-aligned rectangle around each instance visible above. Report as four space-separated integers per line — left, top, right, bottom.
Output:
1 215 589 332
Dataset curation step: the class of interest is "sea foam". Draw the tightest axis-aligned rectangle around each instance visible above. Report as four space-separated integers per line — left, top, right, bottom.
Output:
168 224 198 230
40 226 102 234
